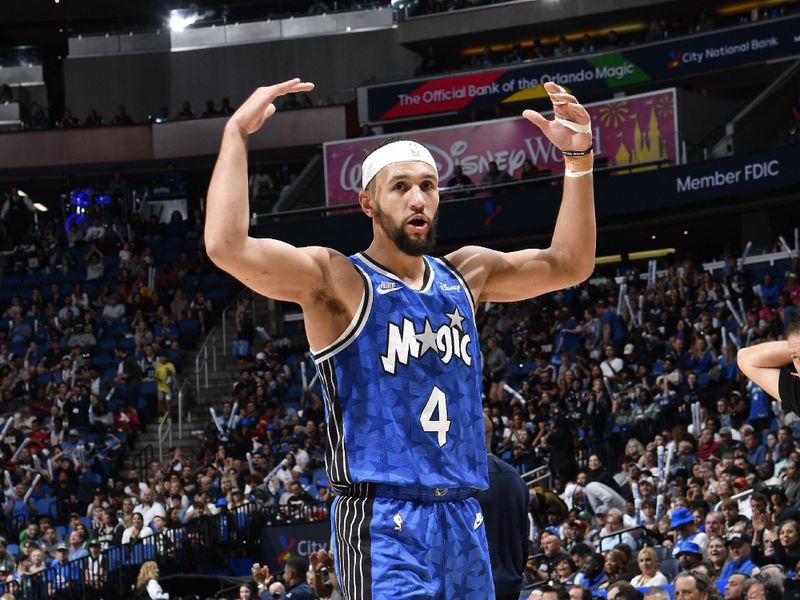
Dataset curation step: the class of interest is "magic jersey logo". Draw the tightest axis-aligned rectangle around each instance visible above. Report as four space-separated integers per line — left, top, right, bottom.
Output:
380 306 472 374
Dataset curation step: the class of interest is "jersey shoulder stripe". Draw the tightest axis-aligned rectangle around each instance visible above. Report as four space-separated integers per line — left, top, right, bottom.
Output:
436 256 476 315
312 265 373 364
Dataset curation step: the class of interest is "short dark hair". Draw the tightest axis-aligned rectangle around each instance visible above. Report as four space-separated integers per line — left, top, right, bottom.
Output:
787 314 800 337
285 556 308 576
570 542 593 557
569 587 592 600
540 584 569 600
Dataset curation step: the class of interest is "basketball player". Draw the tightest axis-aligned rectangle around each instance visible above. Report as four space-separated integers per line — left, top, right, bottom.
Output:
205 77 596 599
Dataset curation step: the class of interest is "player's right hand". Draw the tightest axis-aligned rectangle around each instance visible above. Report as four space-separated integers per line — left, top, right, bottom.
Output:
227 78 315 136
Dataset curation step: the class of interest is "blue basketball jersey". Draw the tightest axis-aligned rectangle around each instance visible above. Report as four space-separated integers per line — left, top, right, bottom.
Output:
311 252 488 491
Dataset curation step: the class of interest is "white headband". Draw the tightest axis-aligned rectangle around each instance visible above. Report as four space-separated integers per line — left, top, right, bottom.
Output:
361 140 437 190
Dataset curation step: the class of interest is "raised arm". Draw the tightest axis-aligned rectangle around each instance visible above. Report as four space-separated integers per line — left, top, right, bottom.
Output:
446 82 595 303
737 340 790 400
205 79 354 306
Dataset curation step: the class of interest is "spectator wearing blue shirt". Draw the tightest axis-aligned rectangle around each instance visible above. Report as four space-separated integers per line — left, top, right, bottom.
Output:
716 531 756 593
47 544 75 596
66 530 88 561
573 553 608 592
3 483 36 522
743 429 767 466
598 301 626 352
253 557 314 600
758 273 782 308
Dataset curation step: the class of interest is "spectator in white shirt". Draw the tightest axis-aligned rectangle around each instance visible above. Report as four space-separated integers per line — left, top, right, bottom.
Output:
133 489 166 527
600 344 624 382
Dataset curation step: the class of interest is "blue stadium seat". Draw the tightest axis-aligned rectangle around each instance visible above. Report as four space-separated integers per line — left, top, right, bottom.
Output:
660 558 680 582
34 497 57 519
97 338 117 353
92 354 114 369
199 273 222 290
118 337 136 352
141 381 157 399
206 288 230 304
5 544 19 557
177 318 200 348
167 348 181 365
36 372 52 386
0 274 22 288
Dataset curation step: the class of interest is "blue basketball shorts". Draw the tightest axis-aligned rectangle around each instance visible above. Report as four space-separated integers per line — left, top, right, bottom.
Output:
330 485 494 600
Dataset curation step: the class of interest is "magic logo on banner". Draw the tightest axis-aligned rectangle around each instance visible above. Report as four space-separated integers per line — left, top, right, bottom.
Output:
325 89 678 206
359 14 800 122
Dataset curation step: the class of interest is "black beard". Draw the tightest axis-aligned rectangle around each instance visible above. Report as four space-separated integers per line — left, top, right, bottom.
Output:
374 206 438 257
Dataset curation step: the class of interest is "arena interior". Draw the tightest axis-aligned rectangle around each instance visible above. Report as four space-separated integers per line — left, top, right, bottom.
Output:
1 0 800 598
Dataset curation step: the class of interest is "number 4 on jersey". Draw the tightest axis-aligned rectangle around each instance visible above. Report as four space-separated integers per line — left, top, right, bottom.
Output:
420 386 451 447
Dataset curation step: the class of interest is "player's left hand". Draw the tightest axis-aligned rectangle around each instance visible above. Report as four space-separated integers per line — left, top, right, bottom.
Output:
522 82 592 153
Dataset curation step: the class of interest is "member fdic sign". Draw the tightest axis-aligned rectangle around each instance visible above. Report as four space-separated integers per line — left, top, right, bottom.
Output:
357 14 800 123
325 89 678 206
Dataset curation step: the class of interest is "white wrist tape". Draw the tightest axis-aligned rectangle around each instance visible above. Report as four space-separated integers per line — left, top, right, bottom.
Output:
361 141 437 190
555 117 592 135
564 167 593 178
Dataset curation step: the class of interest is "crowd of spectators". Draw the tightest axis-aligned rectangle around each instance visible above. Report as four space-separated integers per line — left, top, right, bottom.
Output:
174 240 800 599
2 176 800 600
415 6 795 75
0 169 232 593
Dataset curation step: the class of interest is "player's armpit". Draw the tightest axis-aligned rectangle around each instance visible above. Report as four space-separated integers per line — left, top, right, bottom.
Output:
207 237 357 304
446 245 591 303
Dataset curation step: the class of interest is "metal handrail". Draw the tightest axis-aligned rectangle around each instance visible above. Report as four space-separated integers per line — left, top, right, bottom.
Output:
195 330 217 394
521 465 551 488
157 413 173 464
255 158 671 221
176 378 190 440
713 488 755 512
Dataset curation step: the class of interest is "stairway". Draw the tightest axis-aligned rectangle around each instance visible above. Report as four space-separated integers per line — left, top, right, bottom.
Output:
124 290 273 466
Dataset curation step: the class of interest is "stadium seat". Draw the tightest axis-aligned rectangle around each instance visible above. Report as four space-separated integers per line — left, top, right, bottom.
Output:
92 354 114 369
141 381 157 399
97 338 117 353
660 558 680 582
34 497 57 519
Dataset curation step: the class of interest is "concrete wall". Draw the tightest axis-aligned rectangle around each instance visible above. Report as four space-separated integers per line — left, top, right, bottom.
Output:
0 105 347 171
64 28 419 122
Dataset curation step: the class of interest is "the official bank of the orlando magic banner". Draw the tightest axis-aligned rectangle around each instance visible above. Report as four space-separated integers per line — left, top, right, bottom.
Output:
357 14 800 123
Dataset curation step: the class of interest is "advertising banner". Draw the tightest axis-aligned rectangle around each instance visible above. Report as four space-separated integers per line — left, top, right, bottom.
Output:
326 89 678 206
359 14 800 122
261 521 331 572
258 143 800 256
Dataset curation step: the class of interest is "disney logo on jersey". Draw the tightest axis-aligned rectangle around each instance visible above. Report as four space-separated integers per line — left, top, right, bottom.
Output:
380 306 472 375
439 283 461 292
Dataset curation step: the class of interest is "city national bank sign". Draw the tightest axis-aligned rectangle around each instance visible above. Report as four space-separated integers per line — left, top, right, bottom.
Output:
358 13 800 123
261 522 330 570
